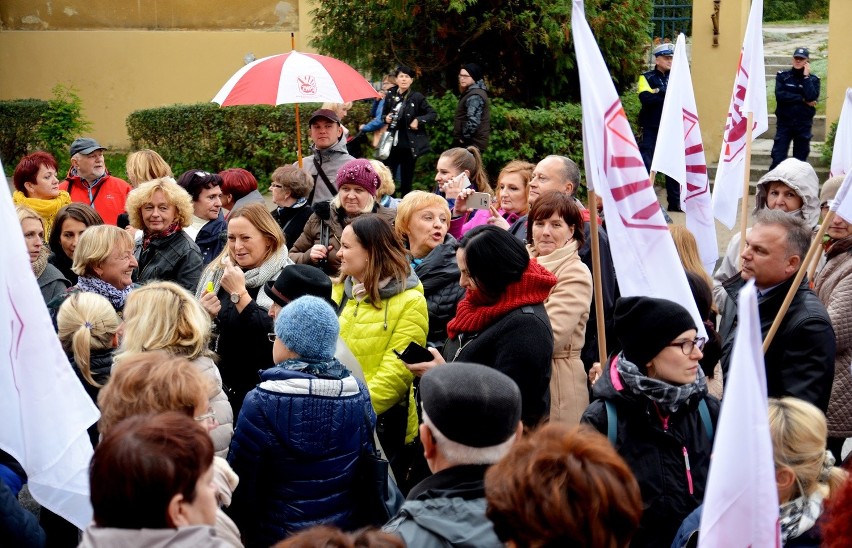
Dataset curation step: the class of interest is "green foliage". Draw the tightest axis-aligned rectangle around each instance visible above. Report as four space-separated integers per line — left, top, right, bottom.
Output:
765 0 829 21
0 99 47 169
309 0 652 104
37 85 92 160
126 94 642 195
0 85 91 173
822 119 837 167
127 102 372 191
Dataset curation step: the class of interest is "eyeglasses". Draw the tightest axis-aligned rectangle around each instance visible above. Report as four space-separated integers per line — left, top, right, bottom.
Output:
268 332 276 343
269 183 285 189
458 73 472 80
194 407 216 423
668 337 706 355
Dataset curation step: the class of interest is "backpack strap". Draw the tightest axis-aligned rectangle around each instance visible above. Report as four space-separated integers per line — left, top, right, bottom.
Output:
698 398 714 441
604 400 617 446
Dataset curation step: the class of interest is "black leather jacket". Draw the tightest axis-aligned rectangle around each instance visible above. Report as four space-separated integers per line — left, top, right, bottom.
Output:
719 274 835 411
133 229 203 292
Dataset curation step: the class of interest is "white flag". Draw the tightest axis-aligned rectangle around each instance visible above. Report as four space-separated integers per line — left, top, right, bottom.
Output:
830 169 852 223
572 0 705 338
0 159 99 529
711 0 768 229
830 88 852 177
652 33 719 275
699 280 780 547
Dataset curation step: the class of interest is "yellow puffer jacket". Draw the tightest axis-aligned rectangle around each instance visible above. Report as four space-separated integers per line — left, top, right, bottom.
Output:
333 272 428 443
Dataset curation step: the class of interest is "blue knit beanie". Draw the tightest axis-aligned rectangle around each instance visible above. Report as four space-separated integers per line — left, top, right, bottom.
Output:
274 296 339 362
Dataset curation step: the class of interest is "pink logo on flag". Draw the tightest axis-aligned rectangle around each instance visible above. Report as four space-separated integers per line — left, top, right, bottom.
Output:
603 101 667 230
297 75 317 95
683 108 709 200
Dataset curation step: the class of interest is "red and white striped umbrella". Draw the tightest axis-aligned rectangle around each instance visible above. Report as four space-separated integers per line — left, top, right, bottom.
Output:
212 50 380 106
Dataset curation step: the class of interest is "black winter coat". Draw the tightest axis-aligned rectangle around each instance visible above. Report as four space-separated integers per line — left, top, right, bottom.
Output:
133 229 203 292
413 236 465 349
270 203 313 250
382 86 437 158
719 274 835 412
581 357 720 548
69 349 114 447
195 213 227 266
213 285 275 417
443 304 552 427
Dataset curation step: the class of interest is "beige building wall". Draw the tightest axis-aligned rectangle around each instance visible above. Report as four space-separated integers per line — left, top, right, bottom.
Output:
826 0 850 126
0 0 317 150
691 0 750 165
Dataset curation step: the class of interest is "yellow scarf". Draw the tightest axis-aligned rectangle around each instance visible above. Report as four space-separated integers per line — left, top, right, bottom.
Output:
13 190 72 238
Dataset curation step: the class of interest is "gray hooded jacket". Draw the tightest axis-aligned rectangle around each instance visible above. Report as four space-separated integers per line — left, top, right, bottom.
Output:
712 158 820 309
300 136 355 205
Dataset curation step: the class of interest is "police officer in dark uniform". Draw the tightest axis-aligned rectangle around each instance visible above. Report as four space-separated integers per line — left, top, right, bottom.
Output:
770 47 820 170
638 43 680 212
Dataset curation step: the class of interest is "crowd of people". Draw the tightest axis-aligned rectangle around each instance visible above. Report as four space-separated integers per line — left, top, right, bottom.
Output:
4 57 852 548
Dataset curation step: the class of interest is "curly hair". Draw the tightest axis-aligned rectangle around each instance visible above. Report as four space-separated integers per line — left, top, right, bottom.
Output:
125 177 194 229
485 422 642 548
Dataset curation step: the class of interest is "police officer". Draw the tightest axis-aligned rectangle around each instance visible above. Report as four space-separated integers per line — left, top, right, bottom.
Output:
638 43 680 212
770 47 820 170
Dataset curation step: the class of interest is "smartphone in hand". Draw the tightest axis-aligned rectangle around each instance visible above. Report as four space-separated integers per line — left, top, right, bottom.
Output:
393 342 435 364
468 192 492 210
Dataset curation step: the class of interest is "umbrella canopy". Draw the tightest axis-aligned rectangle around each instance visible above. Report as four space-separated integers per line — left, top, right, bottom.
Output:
212 50 380 106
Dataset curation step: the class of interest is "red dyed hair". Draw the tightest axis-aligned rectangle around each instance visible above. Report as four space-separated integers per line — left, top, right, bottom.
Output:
485 422 642 548
90 412 214 529
823 473 852 547
13 151 59 193
219 167 258 200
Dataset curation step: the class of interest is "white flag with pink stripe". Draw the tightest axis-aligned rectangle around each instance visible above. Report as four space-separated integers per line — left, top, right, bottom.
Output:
652 33 718 274
711 0 768 229
572 0 705 337
699 280 780 547
830 88 852 178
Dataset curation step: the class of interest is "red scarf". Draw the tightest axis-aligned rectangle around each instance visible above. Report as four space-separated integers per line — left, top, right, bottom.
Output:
446 259 557 339
142 222 182 250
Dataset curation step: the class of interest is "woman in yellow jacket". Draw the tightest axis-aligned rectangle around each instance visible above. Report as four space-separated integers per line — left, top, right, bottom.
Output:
333 213 428 483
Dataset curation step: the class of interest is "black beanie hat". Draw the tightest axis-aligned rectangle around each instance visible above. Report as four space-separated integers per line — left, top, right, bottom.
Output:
462 63 484 83
614 296 696 371
420 362 521 448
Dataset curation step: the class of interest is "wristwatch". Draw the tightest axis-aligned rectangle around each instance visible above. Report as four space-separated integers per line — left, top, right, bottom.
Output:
230 290 247 304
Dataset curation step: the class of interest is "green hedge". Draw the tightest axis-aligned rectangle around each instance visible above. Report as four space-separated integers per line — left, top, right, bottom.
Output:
126 93 641 194
0 99 50 169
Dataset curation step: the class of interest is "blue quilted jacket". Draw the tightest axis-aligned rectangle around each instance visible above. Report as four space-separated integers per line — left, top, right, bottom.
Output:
227 361 374 547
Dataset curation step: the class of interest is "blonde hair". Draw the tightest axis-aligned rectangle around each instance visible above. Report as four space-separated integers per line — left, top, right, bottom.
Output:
57 292 120 388
321 102 353 119
204 202 285 277
16 204 43 228
116 281 211 362
97 351 212 436
669 225 716 311
125 149 172 187
125 177 194 229
370 160 396 200
496 160 535 216
72 224 135 277
395 191 451 241
768 397 847 500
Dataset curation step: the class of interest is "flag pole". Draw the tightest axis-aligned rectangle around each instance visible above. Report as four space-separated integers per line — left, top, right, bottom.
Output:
762 210 834 352
291 32 303 168
806 241 823 287
737 113 755 268
588 190 607 365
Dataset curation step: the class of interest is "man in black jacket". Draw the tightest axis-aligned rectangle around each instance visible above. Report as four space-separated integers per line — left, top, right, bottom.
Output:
719 209 835 411
453 63 490 151
770 47 820 170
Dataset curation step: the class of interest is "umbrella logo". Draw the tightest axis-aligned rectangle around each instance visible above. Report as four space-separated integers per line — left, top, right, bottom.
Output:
297 75 317 95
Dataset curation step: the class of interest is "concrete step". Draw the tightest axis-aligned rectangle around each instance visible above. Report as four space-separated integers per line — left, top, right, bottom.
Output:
747 138 828 165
